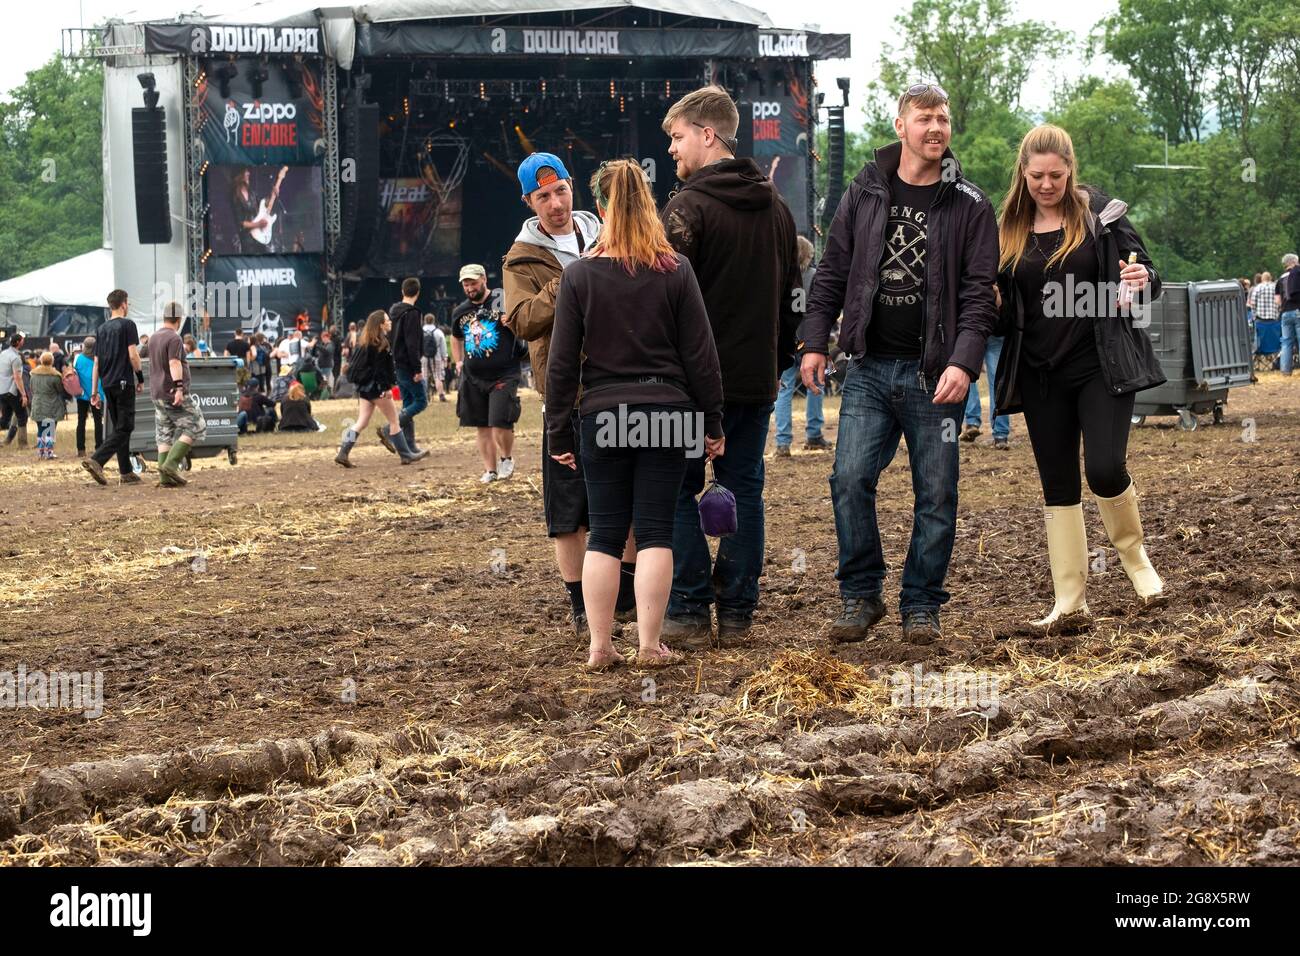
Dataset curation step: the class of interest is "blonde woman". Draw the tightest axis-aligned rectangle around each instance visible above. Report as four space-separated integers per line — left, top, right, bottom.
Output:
546 159 724 670
29 352 65 459
993 124 1166 632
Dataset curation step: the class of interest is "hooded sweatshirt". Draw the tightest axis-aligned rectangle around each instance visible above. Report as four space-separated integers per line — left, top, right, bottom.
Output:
502 210 602 401
660 157 802 404
388 300 424 378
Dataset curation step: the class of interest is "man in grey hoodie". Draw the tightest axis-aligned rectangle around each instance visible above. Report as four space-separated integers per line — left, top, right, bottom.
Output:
503 151 636 636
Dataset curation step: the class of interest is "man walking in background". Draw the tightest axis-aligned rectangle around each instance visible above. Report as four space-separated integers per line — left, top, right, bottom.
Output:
452 264 520 482
387 277 429 453
149 302 207 488
774 235 832 457
659 85 803 646
961 336 1012 450
422 313 448 403
0 331 29 449
1276 253 1299 376
83 288 143 486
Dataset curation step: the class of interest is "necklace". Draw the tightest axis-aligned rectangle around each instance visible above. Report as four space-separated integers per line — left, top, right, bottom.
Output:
1030 228 1064 303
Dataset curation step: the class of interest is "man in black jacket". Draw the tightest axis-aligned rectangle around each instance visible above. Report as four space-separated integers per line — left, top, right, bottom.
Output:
659 85 803 646
801 83 998 645
387 277 428 454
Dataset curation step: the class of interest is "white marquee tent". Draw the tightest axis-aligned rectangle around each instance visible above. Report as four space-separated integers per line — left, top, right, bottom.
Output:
0 247 113 335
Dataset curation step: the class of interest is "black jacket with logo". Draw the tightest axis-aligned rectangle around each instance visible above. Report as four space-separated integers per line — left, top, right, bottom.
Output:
992 187 1166 416
661 158 802 404
802 141 999 384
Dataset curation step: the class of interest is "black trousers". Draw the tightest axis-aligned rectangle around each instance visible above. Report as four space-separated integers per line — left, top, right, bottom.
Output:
0 392 28 430
1019 358 1134 506
76 398 103 452
92 382 136 475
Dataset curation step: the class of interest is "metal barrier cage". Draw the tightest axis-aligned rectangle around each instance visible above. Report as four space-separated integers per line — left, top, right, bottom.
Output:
126 356 241 472
1131 280 1253 432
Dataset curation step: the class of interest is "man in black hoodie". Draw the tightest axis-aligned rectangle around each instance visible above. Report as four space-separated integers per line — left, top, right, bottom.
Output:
387 276 428 454
801 83 998 645
659 85 803 646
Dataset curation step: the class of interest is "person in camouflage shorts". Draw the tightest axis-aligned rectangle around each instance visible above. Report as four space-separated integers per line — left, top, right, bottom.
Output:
149 302 207 487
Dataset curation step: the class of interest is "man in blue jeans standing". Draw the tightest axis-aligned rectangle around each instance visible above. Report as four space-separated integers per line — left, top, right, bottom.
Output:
387 276 429 454
1277 253 1300 376
775 235 833 456
801 83 998 644
659 85 803 647
960 335 1011 449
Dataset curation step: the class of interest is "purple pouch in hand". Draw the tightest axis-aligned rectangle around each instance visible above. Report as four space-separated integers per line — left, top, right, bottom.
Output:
698 479 738 537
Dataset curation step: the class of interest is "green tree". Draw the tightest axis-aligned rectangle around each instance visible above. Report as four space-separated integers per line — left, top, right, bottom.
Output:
1206 0 1291 154
873 0 1067 136
1142 134 1292 281
0 54 103 282
1047 78 1162 208
1099 0 1217 144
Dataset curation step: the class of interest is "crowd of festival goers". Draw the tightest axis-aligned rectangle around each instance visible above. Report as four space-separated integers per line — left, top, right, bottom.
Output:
5 82 1298 667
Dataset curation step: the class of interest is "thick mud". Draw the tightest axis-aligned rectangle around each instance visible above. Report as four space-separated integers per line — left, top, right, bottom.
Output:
0 375 1296 865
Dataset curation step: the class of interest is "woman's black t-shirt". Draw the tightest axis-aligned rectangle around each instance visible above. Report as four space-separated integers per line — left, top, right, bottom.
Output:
1014 228 1101 373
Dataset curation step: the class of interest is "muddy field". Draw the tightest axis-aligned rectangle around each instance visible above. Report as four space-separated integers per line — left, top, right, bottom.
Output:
0 374 1297 866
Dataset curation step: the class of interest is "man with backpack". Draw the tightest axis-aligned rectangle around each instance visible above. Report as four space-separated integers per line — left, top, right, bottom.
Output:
422 313 448 403
388 277 428 453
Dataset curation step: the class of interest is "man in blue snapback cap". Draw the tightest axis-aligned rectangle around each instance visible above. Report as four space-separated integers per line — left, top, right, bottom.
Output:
504 151 639 637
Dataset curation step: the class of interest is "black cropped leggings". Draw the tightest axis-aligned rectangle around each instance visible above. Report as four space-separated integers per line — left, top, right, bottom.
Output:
579 405 689 558
1019 360 1134 507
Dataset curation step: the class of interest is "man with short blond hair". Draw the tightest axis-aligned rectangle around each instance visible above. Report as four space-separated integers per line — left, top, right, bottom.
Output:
660 85 741 148
659 85 803 646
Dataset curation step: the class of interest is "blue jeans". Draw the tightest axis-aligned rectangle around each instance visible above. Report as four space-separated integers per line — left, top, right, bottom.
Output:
963 335 1010 439
395 368 429 423
1281 310 1299 375
669 401 773 621
774 363 824 446
830 356 962 615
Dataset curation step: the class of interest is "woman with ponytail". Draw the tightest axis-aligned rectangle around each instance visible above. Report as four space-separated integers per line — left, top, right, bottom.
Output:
546 159 725 670
994 125 1167 633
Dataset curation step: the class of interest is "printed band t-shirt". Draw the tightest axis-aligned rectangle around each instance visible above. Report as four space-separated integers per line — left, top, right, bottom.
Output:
865 174 941 359
452 291 519 380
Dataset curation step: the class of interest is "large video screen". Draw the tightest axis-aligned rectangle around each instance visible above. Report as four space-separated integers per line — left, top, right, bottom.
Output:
207 165 324 256
368 175 463 276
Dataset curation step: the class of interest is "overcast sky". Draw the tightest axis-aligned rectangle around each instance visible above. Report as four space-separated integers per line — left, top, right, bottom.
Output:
4 0 1122 124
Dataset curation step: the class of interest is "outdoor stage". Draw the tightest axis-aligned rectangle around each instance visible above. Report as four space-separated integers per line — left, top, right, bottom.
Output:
75 1 849 345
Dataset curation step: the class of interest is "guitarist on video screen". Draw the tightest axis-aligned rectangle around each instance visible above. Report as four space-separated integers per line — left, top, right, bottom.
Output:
230 166 288 253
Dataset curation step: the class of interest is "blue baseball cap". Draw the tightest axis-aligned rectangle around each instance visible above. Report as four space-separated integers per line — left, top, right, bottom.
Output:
517 152 571 197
